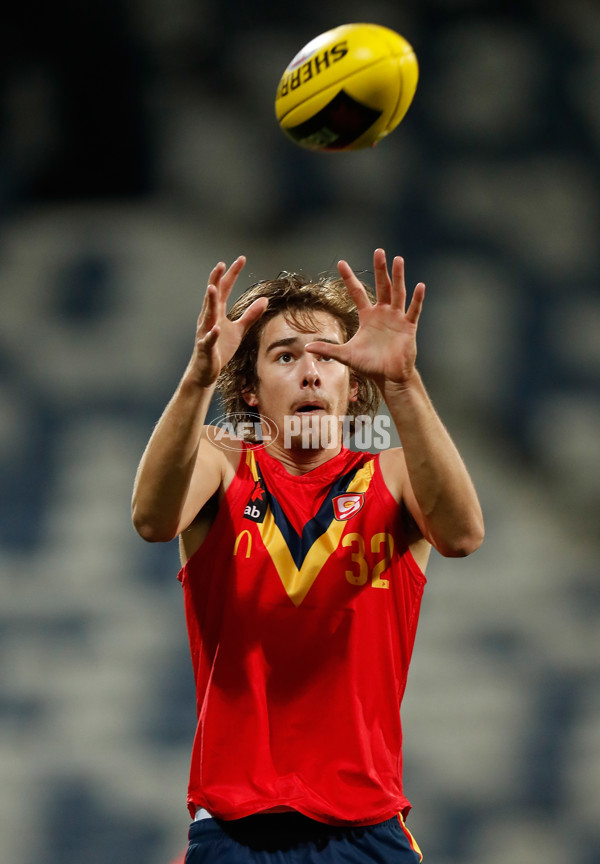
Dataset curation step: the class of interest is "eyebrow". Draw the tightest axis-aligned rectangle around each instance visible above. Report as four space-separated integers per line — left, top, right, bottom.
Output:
265 336 341 354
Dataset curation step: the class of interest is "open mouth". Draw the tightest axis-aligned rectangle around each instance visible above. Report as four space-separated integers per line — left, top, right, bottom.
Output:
294 403 326 415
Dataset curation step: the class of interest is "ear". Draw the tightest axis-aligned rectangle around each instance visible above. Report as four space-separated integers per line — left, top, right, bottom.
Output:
242 389 259 407
349 376 359 403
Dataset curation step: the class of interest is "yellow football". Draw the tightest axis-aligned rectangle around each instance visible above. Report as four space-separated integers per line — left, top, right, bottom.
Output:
275 22 418 152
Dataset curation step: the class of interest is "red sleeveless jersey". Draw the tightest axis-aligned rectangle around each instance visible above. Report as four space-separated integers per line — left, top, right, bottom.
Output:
178 444 426 825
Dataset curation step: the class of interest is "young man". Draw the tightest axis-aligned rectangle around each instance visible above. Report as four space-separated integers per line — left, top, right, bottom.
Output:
132 248 484 863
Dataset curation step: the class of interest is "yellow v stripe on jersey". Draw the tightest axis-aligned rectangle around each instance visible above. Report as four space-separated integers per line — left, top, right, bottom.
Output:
245 449 375 606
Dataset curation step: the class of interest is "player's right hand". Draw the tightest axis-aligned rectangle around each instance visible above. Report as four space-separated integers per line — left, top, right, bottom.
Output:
186 256 268 388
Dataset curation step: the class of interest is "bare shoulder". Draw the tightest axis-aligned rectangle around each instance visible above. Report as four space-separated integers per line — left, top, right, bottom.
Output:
182 425 243 529
200 423 244 481
378 446 431 573
179 426 244 564
378 446 408 503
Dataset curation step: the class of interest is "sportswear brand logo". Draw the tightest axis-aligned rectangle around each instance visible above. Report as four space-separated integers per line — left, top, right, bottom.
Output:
244 480 267 522
332 493 365 521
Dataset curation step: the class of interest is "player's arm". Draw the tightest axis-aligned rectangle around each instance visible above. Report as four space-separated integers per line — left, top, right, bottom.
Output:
378 376 483 557
306 248 484 558
131 256 268 543
132 382 225 542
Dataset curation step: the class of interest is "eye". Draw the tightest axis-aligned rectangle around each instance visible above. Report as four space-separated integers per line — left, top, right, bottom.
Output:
318 355 334 362
276 351 294 364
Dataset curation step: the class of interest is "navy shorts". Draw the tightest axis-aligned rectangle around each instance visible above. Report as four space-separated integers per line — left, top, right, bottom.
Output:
184 811 422 863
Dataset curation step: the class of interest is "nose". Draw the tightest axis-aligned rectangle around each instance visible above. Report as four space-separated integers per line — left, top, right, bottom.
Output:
300 355 321 388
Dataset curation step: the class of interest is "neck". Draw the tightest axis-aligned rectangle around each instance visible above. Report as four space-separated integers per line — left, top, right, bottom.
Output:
262 439 343 475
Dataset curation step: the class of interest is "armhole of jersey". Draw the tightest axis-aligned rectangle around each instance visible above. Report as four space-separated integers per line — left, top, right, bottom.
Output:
371 452 427 586
178 444 252 583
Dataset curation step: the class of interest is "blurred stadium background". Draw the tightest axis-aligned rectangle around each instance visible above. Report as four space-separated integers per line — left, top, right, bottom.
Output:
1 0 599 862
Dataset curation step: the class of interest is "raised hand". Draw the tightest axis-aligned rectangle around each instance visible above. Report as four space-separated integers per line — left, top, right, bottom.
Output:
188 256 268 387
306 248 425 389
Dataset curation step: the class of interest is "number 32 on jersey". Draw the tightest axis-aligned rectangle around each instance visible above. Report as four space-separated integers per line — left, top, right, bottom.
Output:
342 531 394 589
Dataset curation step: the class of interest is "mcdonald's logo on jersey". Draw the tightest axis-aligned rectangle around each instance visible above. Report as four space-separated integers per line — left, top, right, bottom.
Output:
332 493 365 521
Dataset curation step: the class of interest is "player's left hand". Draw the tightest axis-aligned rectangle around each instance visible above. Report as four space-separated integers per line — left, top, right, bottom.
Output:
306 248 425 388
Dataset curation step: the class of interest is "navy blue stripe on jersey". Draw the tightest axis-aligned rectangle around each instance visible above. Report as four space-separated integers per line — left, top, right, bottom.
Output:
255 463 361 570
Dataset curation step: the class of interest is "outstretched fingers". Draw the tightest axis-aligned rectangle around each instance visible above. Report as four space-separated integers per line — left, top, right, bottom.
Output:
219 255 246 299
198 321 220 349
373 248 393 305
376 252 423 321
205 255 246 306
337 260 374 311
207 261 227 288
305 339 349 366
198 283 219 333
200 255 248 329
406 281 426 325
343 249 409 312
391 255 407 311
237 296 269 332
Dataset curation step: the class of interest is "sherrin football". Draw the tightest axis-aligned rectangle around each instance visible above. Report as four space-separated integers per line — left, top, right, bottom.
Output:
275 23 419 152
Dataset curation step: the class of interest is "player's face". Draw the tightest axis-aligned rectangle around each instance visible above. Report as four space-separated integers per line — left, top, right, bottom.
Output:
244 311 358 450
